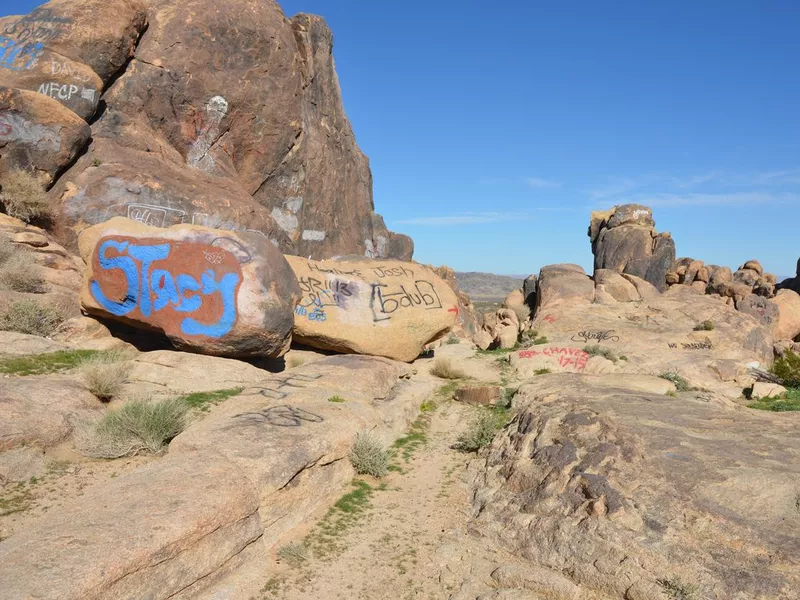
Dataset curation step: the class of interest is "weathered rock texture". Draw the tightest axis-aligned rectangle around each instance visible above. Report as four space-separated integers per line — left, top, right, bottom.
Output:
78 217 300 358
471 373 800 600
287 256 459 362
0 0 411 260
590 204 675 291
0 354 434 600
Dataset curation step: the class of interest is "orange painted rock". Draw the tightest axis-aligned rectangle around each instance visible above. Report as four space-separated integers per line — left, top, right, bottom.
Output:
78 217 300 358
286 256 459 362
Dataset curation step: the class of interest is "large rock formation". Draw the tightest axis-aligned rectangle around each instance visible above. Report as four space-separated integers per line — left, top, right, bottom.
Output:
0 0 411 260
286 255 459 361
590 204 675 291
471 374 800 600
78 217 300 358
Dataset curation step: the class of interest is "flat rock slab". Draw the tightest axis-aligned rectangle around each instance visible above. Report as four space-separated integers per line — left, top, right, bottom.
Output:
124 350 271 396
0 377 101 451
287 256 459 362
0 355 432 599
471 373 800 600
78 217 300 358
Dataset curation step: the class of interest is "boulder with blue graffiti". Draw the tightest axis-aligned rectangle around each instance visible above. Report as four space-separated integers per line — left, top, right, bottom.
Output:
78 217 300 358
286 255 460 362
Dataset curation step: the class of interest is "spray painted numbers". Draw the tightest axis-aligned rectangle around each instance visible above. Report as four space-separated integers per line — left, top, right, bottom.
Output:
518 347 590 371
89 237 242 338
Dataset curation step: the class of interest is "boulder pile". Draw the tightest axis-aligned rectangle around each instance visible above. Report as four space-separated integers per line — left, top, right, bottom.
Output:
589 204 675 291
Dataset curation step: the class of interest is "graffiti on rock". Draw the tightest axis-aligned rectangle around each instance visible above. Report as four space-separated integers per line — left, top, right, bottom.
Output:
235 404 324 427
669 342 713 350
253 373 323 401
571 329 620 343
187 95 228 172
370 280 443 322
89 236 243 338
1 8 72 71
518 347 589 371
0 112 60 151
37 81 96 104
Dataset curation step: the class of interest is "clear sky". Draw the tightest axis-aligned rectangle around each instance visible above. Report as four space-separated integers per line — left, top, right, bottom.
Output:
4 1 799 276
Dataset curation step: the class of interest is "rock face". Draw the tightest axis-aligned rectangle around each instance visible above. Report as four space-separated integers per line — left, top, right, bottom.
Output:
589 204 675 291
78 217 300 358
286 256 459 362
471 374 800 600
0 0 411 260
0 355 433 600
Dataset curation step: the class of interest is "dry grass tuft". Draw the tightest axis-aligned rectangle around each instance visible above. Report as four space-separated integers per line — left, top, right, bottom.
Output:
0 250 46 293
0 170 51 223
74 395 189 459
0 299 66 336
80 350 134 401
429 357 466 380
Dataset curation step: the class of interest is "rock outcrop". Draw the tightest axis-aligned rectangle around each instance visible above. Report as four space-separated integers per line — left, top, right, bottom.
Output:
471 373 800 600
78 217 300 358
286 256 459 362
0 0 411 260
589 204 675 291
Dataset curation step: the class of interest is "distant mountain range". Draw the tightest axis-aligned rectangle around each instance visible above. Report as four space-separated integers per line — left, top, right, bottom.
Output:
454 272 526 301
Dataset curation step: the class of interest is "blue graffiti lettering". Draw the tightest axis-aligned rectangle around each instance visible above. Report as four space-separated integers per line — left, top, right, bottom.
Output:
0 35 43 71
90 241 241 338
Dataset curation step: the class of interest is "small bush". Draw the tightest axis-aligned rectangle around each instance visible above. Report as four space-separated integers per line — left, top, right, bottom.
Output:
773 350 800 387
693 320 715 331
328 395 346 403
0 251 46 292
277 542 309 567
658 370 691 392
0 238 14 264
74 396 189 458
534 368 551 375
81 351 133 401
430 357 466 380
657 577 700 600
286 355 306 369
453 409 506 452
349 432 389 477
445 334 460 345
532 336 548 345
584 344 618 362
0 299 66 336
0 170 51 223
183 387 243 411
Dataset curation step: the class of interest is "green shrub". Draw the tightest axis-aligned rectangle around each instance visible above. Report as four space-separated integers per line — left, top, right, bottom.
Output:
584 344 617 362
81 351 133 401
532 335 548 345
658 370 691 392
534 368 551 375
328 395 346 403
773 350 800 387
445 334 460 345
453 408 507 452
74 396 189 458
0 169 51 223
0 299 66 336
0 251 46 292
693 320 715 331
349 432 389 477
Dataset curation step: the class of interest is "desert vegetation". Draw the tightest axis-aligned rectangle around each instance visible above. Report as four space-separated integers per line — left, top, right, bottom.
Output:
349 432 390 477
0 299 66 336
74 396 189 459
0 239 46 293
0 169 51 223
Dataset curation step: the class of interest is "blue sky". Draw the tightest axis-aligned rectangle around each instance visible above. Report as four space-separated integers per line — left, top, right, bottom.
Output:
5 1 799 275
